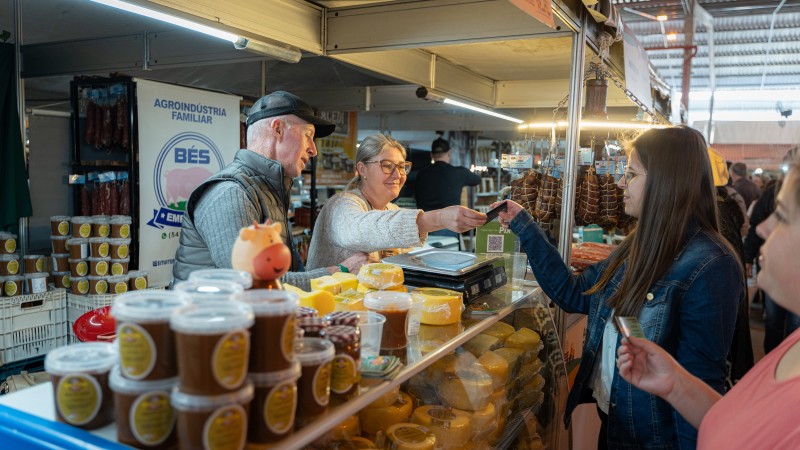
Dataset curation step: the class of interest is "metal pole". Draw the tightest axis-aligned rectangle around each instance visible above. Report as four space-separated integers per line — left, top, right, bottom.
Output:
14 0 29 256
555 12 587 342
680 0 695 124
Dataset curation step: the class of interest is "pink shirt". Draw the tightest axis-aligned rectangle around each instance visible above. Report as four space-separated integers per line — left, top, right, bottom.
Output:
698 329 800 449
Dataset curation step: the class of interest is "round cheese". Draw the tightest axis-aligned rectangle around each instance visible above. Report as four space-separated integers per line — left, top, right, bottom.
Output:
383 423 436 450
411 287 463 325
329 414 361 441
331 436 378 449
436 369 493 411
474 350 510 389
504 328 542 355
359 391 413 438
453 402 498 440
357 263 404 289
411 406 471 448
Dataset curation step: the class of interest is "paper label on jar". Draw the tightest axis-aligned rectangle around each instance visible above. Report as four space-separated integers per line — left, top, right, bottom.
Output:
95 261 109 276
95 280 108 294
7 259 18 275
76 279 89 294
61 275 71 288
31 276 47 293
98 242 109 258
57 221 70 235
212 330 250 390
98 224 110 237
330 354 358 394
117 244 129 258
75 261 88 276
313 361 332 407
56 373 102 426
281 315 296 363
120 224 130 238
134 276 147 290
79 243 88 259
264 381 297 435
114 281 128 294
203 404 247 450
131 390 175 446
79 223 91 238
35 258 43 272
119 323 156 380
112 263 125 276
4 239 15 253
4 281 18 296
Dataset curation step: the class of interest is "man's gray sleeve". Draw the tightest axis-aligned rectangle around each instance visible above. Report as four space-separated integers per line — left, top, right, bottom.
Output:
282 268 330 291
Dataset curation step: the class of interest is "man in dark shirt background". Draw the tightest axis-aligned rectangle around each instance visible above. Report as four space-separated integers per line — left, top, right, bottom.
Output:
414 137 481 238
730 161 761 208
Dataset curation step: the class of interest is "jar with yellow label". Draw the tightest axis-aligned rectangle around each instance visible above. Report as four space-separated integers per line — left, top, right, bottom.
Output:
109 365 178 449
190 268 254 290
107 275 129 294
319 325 360 400
0 254 19 276
110 215 132 238
171 381 253 450
248 362 301 446
233 289 299 373
71 216 92 238
294 337 335 428
0 232 17 254
91 215 111 238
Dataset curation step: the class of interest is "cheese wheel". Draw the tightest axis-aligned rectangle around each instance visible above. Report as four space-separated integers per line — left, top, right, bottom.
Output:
331 436 378 449
481 321 516 341
418 322 464 354
357 263 404 289
462 333 502 357
489 387 509 419
411 288 463 325
518 358 543 384
359 392 413 438
297 290 336 316
411 406 471 448
436 369 493 411
356 282 408 294
329 414 361 441
425 352 476 386
406 383 439 410
310 275 343 295
453 402 497 440
474 350 510 389
334 289 367 312
493 347 525 377
383 423 437 450
331 271 359 291
504 328 542 354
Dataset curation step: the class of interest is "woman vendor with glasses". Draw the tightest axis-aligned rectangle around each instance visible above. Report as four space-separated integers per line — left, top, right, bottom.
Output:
306 133 486 270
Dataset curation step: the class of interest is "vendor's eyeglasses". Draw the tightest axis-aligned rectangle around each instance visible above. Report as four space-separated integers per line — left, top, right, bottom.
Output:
623 169 645 184
364 160 412 175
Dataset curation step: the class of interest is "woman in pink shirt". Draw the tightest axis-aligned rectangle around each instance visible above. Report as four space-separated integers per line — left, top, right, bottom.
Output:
617 160 800 449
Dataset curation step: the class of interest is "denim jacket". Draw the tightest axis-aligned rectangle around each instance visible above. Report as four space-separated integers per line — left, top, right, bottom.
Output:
510 211 742 449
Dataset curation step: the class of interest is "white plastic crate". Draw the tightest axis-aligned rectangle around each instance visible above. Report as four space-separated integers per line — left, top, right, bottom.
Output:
0 289 68 366
67 288 164 341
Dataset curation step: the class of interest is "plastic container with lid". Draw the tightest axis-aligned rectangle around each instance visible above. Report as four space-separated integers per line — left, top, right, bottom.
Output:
294 337 335 426
110 258 129 276
109 365 178 449
248 363 302 445
107 275 129 294
67 238 89 260
24 272 49 294
110 215 132 238
0 254 19 276
50 215 72 236
108 238 131 259
23 254 45 274
53 272 71 289
128 270 149 291
170 300 254 395
91 216 111 238
44 342 119 429
190 268 254 290
87 275 108 295
0 232 17 254
112 291 191 381
171 382 253 450
87 257 110 277
52 253 70 272
325 311 360 327
173 279 244 302
364 291 411 350
233 289 298 373
71 216 93 238
89 237 110 258
2 275 23 297
51 235 69 254
69 258 89 277
71 276 90 295
380 423 437 450
320 325 361 400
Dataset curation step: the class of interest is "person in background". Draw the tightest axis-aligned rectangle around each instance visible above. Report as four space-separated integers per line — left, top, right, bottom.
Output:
494 126 742 449
617 158 800 449
306 133 486 270
414 136 482 239
752 173 768 191
173 91 368 289
730 161 761 209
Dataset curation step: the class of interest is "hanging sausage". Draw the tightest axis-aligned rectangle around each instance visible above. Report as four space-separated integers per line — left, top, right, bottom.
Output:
598 173 618 231
576 167 600 226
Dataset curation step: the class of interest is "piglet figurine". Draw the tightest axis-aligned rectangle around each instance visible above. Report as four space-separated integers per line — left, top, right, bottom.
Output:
231 221 292 289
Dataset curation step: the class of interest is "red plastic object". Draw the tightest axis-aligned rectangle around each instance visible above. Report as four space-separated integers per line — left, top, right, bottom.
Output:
72 306 117 342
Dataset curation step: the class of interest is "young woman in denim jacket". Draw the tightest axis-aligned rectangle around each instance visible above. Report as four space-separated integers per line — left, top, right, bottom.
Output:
493 126 743 449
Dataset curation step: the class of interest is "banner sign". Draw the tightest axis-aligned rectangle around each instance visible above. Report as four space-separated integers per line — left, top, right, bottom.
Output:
622 22 653 111
136 79 240 287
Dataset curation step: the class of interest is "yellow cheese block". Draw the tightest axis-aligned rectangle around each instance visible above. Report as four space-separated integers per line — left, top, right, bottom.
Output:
462 333 502 357
384 423 437 450
329 414 361 441
474 350 510 389
436 369 494 411
310 275 342 295
453 402 498 441
333 289 367 312
282 283 307 294
482 321 516 341
359 392 413 438
331 272 359 291
357 263 404 289
356 282 407 293
493 347 525 377
297 290 336 316
411 406 471 448
411 287 463 325
504 328 542 354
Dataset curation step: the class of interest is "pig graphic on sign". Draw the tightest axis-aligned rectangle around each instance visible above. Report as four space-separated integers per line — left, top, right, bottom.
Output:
231 221 291 289
162 167 213 209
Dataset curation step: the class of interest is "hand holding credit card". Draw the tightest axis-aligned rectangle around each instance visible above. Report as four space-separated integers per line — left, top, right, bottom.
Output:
485 201 508 222
615 316 646 339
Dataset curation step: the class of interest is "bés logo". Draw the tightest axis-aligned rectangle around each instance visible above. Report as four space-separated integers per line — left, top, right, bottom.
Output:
148 132 224 229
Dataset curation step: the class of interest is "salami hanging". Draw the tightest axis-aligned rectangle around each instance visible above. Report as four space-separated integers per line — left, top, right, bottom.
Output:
576 167 600 226
598 174 619 231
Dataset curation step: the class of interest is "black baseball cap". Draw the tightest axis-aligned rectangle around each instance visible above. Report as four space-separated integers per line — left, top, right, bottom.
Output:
246 91 336 138
432 137 451 154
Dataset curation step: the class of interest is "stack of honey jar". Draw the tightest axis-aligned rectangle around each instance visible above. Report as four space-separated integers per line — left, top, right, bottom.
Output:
0 229 49 297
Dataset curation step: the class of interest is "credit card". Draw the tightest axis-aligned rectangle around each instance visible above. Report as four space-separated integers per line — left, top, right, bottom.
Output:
485 202 508 222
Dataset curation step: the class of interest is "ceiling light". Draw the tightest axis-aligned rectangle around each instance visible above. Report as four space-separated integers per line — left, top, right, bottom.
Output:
90 0 301 63
519 121 667 130
666 33 678 41
416 87 524 124
656 15 668 22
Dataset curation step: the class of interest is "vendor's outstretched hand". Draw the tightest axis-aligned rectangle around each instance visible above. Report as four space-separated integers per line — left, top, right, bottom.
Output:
490 200 525 229
339 252 369 274
617 336 681 399
441 205 487 233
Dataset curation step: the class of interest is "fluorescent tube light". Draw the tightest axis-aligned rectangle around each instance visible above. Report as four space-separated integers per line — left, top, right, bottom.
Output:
519 121 667 130
233 37 302 64
416 87 524 124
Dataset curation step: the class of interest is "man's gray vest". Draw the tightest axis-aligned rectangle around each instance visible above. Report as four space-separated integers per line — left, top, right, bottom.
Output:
172 149 295 281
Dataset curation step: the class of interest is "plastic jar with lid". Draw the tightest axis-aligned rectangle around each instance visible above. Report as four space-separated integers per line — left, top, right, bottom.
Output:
108 238 131 259
190 268 254 290
171 381 253 450
24 272 49 294
69 258 89 277
248 363 301 445
173 280 244 302
23 254 45 274
233 289 298 373
112 291 191 381
107 275 129 294
71 276 90 295
364 291 411 350
91 216 111 238
296 306 318 319
298 316 328 338
50 215 71 236
88 275 109 295
128 270 149 291
0 232 17 254
0 254 19 276
71 216 92 238
319 325 361 400
52 253 70 272
53 272 71 290
325 311 360 327
89 237 110 258
110 215 132 238
51 235 69 254
170 300 254 395
44 342 119 429
110 258 129 276
67 238 89 259
87 257 110 277
294 337 335 427
2 275 23 297
109 365 178 450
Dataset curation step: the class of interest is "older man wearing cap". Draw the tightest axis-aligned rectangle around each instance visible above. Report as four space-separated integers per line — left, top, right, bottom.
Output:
173 91 368 288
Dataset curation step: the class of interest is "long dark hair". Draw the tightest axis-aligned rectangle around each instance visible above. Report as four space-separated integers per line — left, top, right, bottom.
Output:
587 126 729 316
